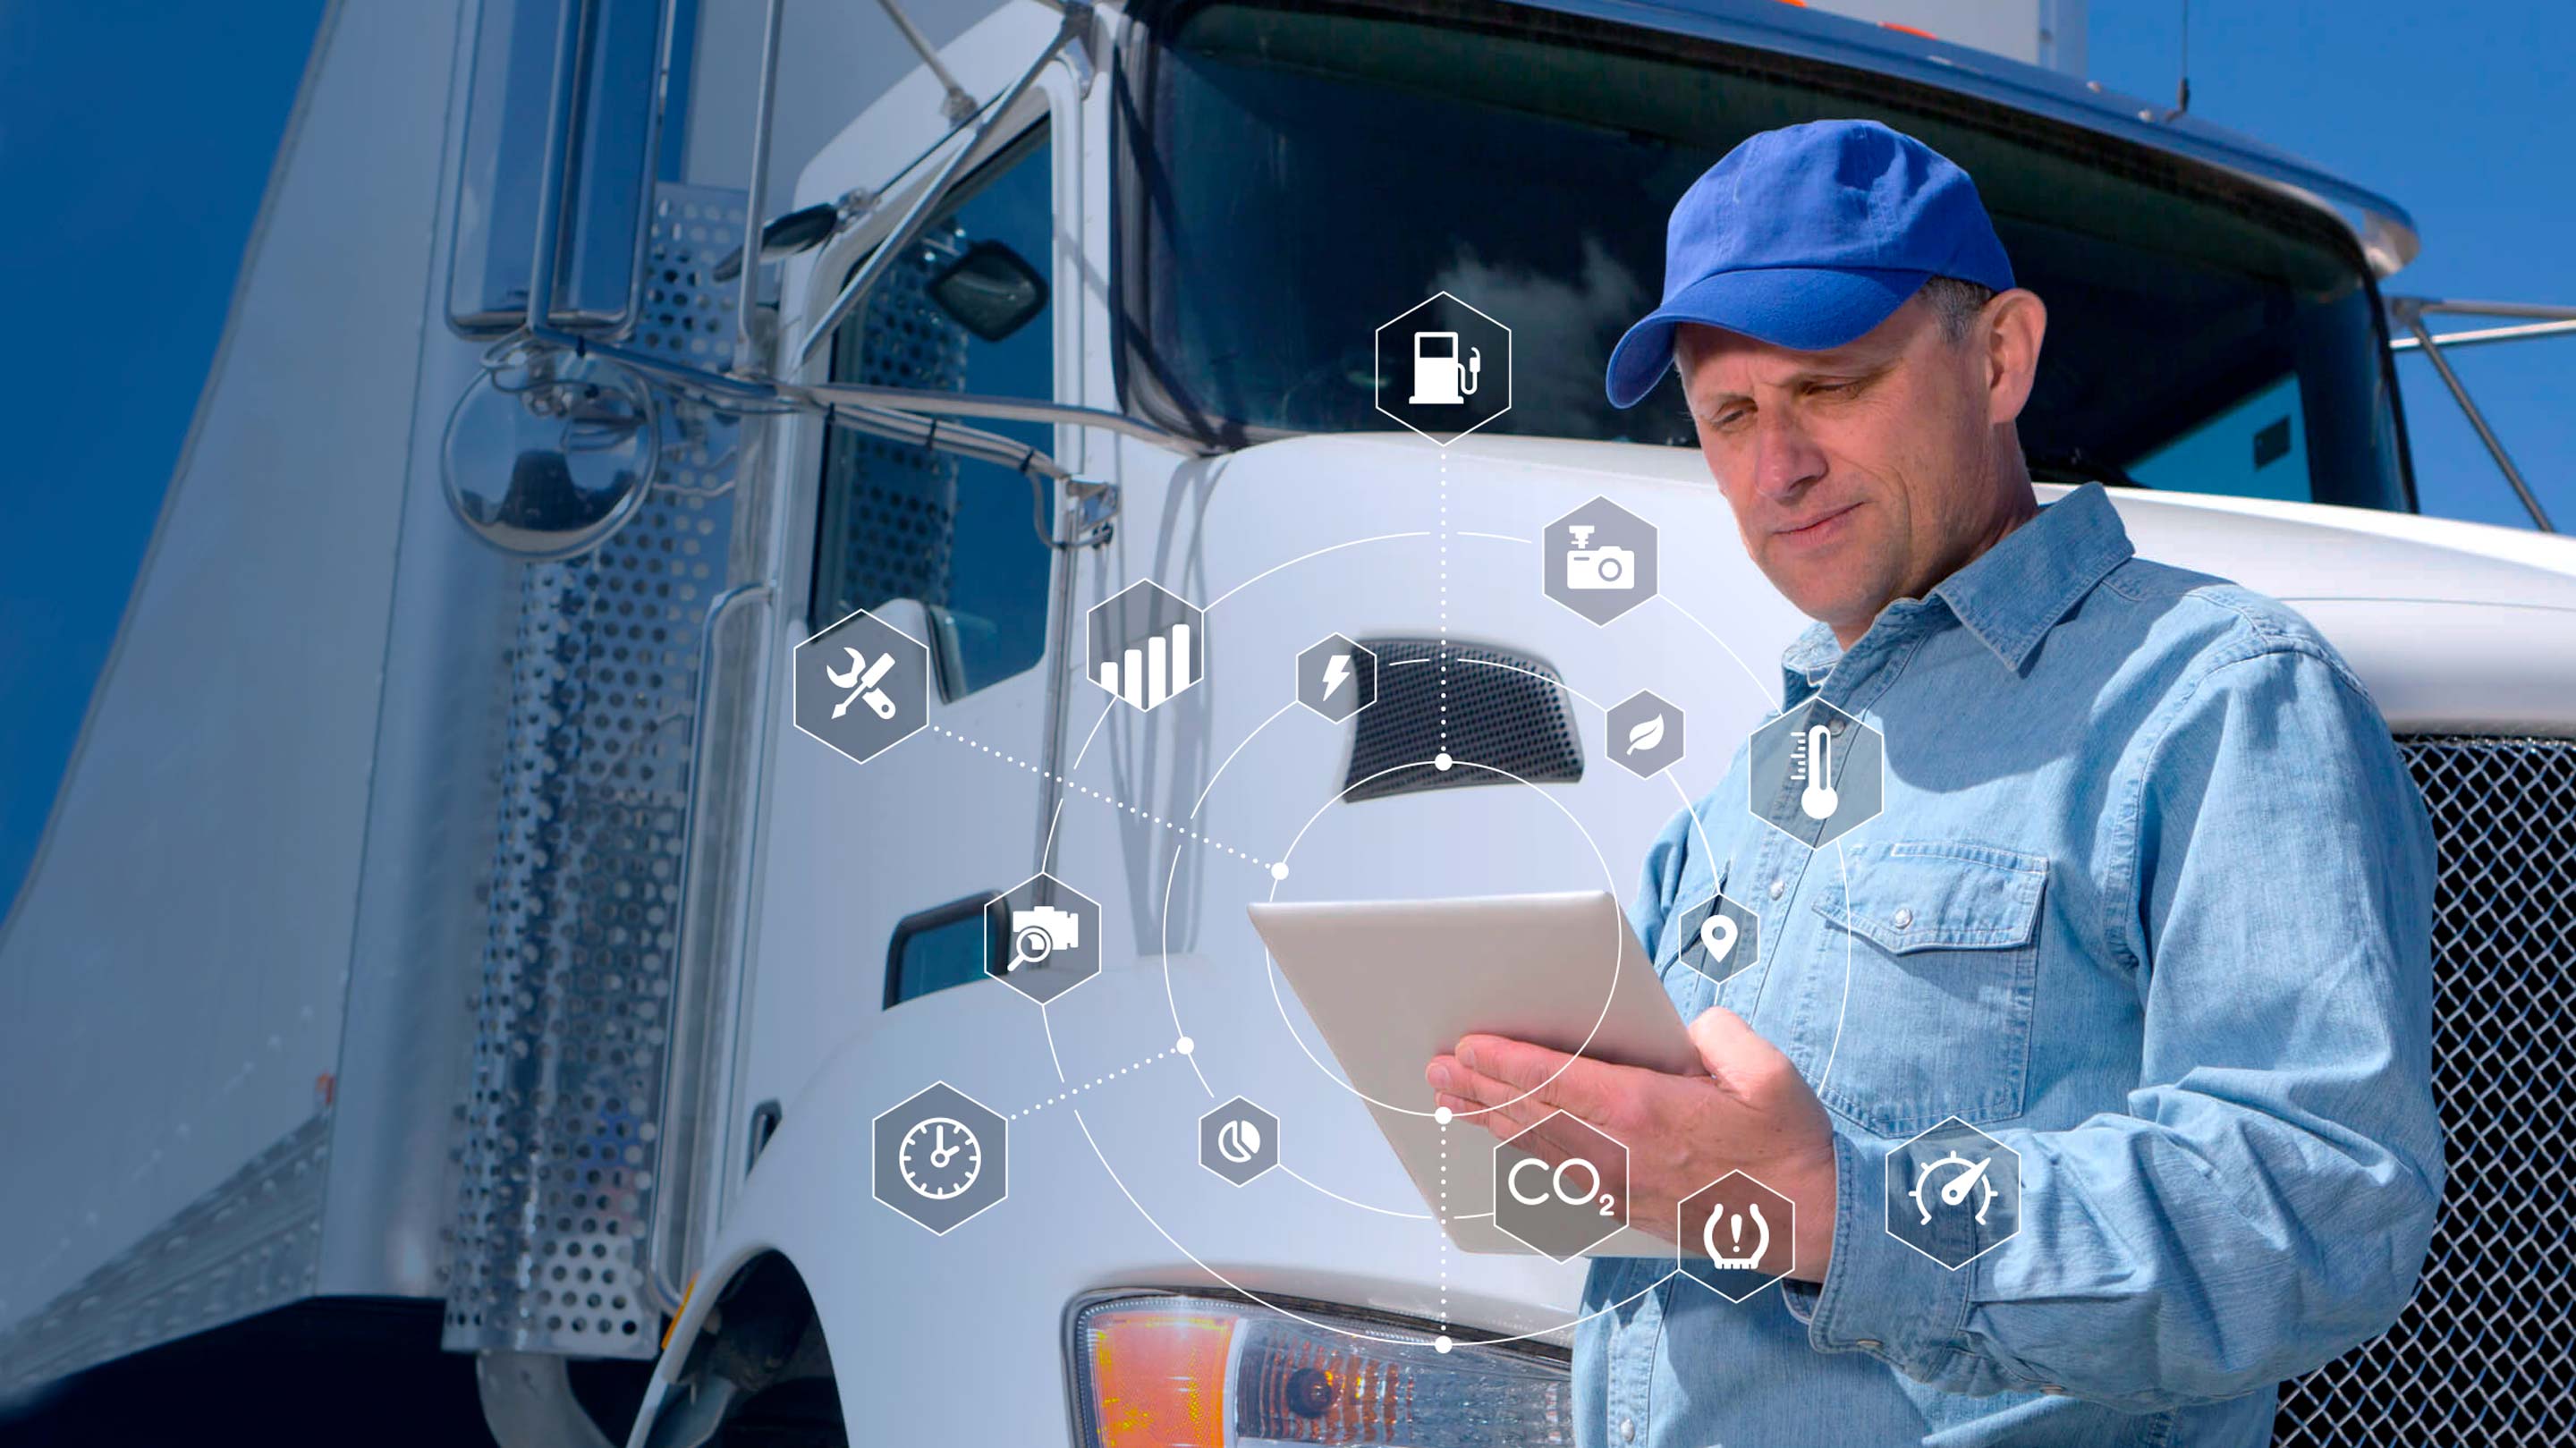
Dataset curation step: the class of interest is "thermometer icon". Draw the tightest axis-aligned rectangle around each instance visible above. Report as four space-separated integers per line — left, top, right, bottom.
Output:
1799 722 1839 822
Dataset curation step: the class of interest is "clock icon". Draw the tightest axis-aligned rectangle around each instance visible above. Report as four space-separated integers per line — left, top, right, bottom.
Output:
898 1116 982 1199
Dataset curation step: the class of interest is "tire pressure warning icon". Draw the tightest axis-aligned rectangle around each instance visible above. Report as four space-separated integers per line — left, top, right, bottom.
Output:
1677 1170 1796 1300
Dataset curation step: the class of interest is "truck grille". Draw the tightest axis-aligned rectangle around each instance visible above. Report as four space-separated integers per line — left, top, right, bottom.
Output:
2275 734 2576 1445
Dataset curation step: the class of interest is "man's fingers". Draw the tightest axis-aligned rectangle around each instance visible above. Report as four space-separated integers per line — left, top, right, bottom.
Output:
1434 1091 1550 1142
1453 1033 1573 1090
1449 1034 1640 1124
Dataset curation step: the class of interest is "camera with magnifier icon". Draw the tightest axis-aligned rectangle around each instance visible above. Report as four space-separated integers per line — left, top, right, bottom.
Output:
1006 905 1082 972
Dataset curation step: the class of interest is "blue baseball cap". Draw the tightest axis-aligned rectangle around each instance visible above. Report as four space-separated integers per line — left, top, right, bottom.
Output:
1604 118 2015 409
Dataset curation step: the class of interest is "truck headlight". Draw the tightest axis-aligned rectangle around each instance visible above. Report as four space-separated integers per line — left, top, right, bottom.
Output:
1067 1291 1572 1445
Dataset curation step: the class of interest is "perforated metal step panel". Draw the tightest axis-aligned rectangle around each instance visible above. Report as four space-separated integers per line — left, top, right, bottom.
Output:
440 183 747 1359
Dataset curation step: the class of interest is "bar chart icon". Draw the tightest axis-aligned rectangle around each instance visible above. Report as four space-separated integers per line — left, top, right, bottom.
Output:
1088 580 1206 714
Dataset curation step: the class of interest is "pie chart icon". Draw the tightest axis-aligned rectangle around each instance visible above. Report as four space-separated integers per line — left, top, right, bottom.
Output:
1217 1118 1262 1164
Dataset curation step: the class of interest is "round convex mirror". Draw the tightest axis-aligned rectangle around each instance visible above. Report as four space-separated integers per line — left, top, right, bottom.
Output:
442 348 659 559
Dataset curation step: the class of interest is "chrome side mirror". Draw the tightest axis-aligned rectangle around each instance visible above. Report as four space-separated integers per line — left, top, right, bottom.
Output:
442 348 659 559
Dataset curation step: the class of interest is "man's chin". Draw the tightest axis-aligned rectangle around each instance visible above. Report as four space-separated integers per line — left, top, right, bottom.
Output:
1765 571 1885 639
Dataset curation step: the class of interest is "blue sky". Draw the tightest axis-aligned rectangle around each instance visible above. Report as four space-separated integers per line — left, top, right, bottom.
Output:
1 1 2570 906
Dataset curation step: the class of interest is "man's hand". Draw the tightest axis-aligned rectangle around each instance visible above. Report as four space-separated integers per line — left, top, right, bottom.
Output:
1427 1007 1840 1281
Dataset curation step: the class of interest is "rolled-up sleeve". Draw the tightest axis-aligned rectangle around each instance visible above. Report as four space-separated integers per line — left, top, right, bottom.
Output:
1786 642 2445 1410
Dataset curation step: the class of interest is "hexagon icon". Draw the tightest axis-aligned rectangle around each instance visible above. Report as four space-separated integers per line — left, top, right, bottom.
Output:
1884 1116 2022 1270
1606 690 1684 779
792 608 931 765
1747 697 1883 848
1088 580 1205 712
873 1081 1008 1236
1493 1111 1628 1261
1542 495 1658 626
985 871 1102 1004
1295 633 1377 723
1669 887 1759 987
1374 291 1512 445
1199 1097 1281 1187
1677 1170 1797 1300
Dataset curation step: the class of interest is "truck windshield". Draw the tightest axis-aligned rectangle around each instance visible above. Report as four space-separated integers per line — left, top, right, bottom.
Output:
1116 0 2411 512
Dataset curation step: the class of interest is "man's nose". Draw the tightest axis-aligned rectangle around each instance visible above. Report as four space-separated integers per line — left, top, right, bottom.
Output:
1749 406 1828 500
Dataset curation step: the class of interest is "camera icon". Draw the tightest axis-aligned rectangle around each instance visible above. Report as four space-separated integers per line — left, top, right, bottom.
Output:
1563 526 1639 591
1007 905 1080 971
986 872 1103 1003
1543 499 1659 626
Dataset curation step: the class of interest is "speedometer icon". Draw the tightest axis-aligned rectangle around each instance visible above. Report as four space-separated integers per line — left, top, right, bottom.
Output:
1885 1117 2021 1271
1909 1150 1997 1225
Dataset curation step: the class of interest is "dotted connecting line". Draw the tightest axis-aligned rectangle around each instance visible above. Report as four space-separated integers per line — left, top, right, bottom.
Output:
1012 1046 1180 1121
1437 1117 1451 1331
930 725 1282 876
1438 450 1450 749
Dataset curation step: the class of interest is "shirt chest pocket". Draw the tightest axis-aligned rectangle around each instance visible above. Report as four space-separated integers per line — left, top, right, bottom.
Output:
1808 839 2047 1139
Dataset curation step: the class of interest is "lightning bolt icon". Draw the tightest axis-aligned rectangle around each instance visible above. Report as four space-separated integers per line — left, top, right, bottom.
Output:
1321 653 1352 700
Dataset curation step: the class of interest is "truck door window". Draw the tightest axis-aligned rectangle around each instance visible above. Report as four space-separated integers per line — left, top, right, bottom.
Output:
886 893 1010 1007
814 123 1055 699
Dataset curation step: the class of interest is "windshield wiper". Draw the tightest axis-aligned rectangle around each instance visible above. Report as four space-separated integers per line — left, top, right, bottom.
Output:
2029 448 2150 490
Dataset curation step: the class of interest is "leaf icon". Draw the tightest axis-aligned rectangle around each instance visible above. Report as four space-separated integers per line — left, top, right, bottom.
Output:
1625 714 1666 754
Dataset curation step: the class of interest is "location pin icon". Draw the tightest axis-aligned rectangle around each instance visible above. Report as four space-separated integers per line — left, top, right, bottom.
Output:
1698 912 1737 965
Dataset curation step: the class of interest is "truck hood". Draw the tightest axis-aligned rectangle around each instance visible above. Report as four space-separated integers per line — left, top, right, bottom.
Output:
1191 432 2576 734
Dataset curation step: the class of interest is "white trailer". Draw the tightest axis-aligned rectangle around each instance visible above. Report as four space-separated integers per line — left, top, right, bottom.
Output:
3 0 2570 1443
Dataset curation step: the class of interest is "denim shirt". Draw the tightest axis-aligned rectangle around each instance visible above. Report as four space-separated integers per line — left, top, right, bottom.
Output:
1579 483 2443 1448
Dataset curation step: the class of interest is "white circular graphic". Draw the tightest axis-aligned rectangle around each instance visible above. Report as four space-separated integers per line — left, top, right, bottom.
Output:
1216 1118 1263 1164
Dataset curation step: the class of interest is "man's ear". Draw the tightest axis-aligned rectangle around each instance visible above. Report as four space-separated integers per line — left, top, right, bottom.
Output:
1982 288 2047 428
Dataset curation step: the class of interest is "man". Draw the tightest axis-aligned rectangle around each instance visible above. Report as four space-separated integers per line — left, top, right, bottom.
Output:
1426 119 2441 1446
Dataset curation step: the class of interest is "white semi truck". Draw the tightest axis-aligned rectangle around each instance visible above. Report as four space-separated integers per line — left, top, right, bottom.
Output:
4 0 2571 1444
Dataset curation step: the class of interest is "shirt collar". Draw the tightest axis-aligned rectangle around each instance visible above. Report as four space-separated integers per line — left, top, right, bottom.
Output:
1779 482 2136 683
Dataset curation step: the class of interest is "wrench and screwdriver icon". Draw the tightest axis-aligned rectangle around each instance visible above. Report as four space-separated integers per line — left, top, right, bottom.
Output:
826 647 899 721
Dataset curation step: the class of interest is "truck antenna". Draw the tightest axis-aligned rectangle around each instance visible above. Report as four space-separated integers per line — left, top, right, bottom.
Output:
2171 0 2192 116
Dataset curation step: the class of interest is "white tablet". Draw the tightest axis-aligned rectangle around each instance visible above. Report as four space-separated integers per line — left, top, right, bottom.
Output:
1248 891 1699 1257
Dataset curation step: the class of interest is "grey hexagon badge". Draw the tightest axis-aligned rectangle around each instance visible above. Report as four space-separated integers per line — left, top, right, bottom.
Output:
1885 1116 2021 1270
792 608 931 765
1375 292 1512 445
1493 1111 1628 1260
986 871 1102 1004
1542 496 1658 626
1199 1097 1281 1187
1747 697 1883 848
1677 1170 1796 1300
1670 887 1758 987
1088 580 1205 713
1295 633 1377 723
873 1081 1007 1235
1606 690 1685 779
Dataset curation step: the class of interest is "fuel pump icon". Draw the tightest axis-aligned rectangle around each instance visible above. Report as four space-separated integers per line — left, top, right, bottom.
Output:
1408 330 1482 405
1375 292 1511 445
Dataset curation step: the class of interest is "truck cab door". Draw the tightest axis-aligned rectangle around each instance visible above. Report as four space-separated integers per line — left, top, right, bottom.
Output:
731 86 1077 1182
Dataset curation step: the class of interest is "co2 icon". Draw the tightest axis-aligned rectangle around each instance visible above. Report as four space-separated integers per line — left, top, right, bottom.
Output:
1491 1112 1629 1260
